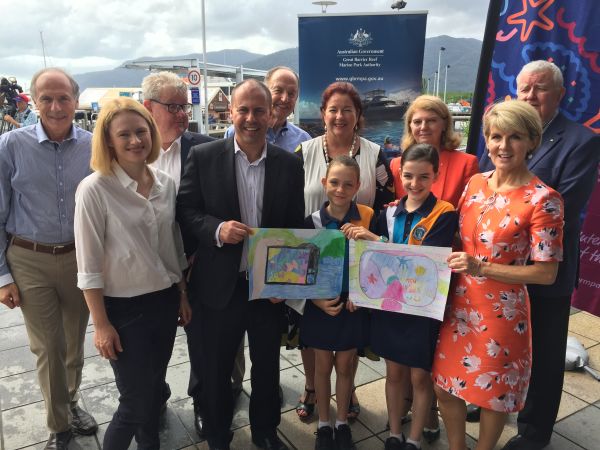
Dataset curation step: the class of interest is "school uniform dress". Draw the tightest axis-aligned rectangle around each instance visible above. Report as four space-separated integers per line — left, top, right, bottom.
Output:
370 193 457 371
300 201 373 351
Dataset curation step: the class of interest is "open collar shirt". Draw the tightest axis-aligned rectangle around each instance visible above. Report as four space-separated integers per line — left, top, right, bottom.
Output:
225 120 311 152
0 123 91 286
150 136 182 191
74 162 187 297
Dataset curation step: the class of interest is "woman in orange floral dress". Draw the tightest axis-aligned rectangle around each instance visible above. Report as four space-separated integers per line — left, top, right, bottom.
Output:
432 100 564 450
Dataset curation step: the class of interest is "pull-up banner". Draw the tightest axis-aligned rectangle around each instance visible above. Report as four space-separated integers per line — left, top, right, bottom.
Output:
298 12 427 147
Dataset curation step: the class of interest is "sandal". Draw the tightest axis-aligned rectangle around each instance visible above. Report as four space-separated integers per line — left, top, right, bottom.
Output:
347 386 361 420
295 387 316 420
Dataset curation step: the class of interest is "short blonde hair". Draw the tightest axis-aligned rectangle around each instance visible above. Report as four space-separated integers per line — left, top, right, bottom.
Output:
401 95 461 151
483 100 542 150
91 98 162 175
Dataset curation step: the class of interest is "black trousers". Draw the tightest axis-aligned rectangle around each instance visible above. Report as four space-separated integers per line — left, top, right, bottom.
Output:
517 293 571 444
189 276 284 448
102 286 179 450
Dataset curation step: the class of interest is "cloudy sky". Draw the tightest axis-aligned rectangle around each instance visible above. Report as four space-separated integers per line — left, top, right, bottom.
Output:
3 0 489 89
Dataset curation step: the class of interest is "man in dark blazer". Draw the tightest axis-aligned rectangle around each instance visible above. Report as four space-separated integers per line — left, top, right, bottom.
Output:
177 79 304 450
142 71 214 431
478 60 600 450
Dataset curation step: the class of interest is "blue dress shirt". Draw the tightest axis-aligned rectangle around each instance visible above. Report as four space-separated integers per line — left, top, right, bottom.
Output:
0 123 92 286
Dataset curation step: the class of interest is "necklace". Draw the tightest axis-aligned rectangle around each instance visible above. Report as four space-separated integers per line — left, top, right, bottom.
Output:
322 133 357 164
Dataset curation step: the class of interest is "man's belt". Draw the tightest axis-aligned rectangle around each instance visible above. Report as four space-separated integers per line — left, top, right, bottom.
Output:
10 236 75 255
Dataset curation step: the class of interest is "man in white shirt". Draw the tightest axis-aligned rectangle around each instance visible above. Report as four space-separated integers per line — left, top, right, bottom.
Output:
142 71 213 191
142 71 213 435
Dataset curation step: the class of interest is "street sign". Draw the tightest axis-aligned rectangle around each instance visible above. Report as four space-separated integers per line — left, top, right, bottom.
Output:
188 69 201 86
190 87 200 105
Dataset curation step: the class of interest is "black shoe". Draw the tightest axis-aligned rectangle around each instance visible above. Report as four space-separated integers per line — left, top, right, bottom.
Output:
502 434 548 450
252 434 289 450
315 426 334 450
70 406 98 435
422 427 440 443
465 403 481 422
334 424 356 450
401 443 419 450
44 430 72 450
279 384 284 407
160 382 172 414
193 409 204 438
384 436 404 450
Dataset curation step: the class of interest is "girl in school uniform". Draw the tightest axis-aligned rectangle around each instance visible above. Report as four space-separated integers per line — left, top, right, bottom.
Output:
344 143 458 450
301 155 373 450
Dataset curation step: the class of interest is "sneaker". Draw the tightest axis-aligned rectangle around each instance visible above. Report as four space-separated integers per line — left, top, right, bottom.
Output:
315 426 334 450
334 424 356 450
384 436 405 450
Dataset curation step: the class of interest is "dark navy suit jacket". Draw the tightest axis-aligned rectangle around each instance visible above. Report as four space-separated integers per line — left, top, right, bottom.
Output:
479 112 600 297
176 137 305 310
180 131 214 174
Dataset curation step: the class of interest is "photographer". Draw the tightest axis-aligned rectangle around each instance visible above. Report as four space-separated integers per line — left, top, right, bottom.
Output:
3 94 37 128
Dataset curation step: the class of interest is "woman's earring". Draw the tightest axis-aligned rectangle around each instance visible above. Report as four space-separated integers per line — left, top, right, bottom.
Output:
527 151 534 160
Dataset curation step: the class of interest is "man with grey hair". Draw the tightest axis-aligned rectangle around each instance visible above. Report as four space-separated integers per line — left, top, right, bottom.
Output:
0 68 98 450
478 60 600 450
142 70 213 436
142 71 213 191
225 66 311 151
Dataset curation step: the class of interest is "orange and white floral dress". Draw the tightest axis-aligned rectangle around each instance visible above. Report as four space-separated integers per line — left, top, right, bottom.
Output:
432 172 563 412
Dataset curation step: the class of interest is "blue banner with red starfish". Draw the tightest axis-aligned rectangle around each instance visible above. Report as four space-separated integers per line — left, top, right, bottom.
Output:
475 0 600 315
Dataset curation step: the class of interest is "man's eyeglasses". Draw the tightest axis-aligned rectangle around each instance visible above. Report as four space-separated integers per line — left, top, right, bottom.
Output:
150 99 193 114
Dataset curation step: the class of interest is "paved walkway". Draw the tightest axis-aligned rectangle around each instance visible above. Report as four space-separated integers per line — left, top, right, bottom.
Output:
1 306 599 450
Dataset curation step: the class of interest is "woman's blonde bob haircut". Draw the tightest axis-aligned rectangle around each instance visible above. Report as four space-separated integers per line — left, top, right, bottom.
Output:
401 95 461 151
91 97 162 175
483 100 542 150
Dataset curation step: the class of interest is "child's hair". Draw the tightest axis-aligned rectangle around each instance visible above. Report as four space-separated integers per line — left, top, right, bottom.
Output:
326 155 361 181
400 143 439 173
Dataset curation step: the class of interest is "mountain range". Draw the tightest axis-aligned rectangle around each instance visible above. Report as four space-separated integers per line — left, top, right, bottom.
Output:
73 35 482 93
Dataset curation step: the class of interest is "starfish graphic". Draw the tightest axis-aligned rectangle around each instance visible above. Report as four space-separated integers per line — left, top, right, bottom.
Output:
507 0 555 42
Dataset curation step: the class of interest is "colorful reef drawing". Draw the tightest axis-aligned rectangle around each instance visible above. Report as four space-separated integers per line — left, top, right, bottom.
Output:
349 240 452 321
248 228 345 300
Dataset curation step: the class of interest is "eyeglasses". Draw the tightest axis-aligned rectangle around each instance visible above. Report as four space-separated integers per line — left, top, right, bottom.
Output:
150 99 193 114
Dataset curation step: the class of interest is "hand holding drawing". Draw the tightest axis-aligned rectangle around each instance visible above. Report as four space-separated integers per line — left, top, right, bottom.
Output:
269 298 286 304
219 220 253 244
340 223 379 241
313 297 343 316
447 251 482 276
346 299 359 312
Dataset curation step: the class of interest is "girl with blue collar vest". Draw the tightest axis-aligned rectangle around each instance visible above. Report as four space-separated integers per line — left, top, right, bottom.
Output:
345 143 457 450
301 155 374 450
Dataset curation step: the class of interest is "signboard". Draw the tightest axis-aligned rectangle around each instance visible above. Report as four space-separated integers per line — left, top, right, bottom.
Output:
187 69 201 86
298 12 427 146
190 87 200 105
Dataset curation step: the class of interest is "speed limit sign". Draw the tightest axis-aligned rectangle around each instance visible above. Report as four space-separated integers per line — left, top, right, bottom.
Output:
188 69 201 86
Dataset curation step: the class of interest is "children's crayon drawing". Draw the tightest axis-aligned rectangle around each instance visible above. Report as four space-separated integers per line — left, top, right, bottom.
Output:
349 240 452 321
248 228 345 300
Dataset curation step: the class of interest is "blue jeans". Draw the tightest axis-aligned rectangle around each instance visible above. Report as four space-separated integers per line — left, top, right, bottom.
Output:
102 285 179 450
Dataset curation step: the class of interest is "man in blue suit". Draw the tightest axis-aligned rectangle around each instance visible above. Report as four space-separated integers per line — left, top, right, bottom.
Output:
478 60 600 450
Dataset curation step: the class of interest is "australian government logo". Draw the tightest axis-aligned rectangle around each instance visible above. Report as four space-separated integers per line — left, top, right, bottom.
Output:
349 28 373 48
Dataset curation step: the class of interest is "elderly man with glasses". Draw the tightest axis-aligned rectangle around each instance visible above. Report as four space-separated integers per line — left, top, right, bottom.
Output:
142 71 213 191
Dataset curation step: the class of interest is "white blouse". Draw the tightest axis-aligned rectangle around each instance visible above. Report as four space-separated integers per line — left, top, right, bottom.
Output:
75 162 187 298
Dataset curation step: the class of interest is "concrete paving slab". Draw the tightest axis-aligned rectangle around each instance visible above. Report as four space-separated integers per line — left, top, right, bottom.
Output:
554 405 600 450
0 369 41 410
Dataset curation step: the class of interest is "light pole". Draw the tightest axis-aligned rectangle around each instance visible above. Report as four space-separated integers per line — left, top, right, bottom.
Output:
433 71 438 96
443 64 450 103
436 46 446 97
426 77 431 95
201 0 209 134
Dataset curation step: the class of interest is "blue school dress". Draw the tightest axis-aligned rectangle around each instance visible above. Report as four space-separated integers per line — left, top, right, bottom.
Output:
370 193 457 370
300 201 373 351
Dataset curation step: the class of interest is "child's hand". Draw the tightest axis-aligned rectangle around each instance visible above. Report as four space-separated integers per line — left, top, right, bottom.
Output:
313 297 343 316
346 300 359 312
340 223 379 241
